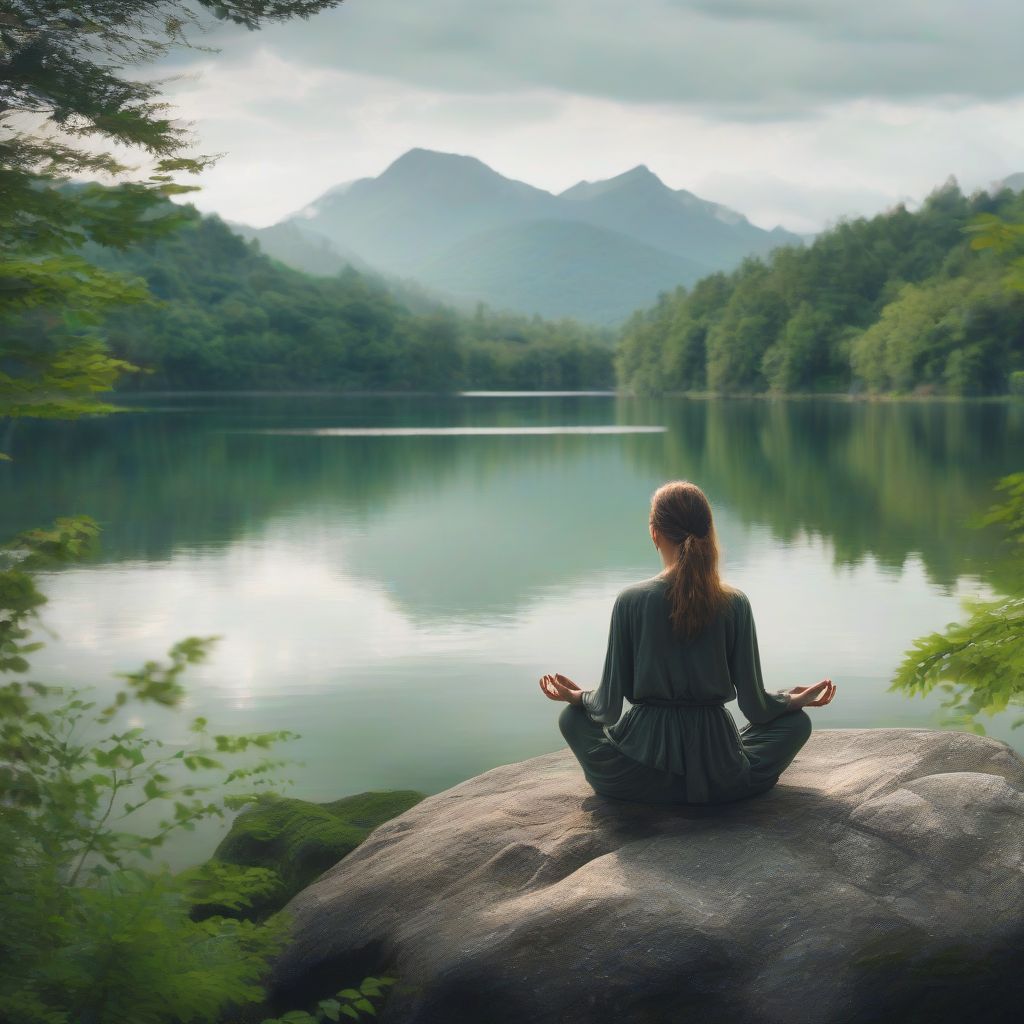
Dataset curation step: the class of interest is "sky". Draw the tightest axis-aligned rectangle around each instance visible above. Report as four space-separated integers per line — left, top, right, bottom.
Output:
150 0 1024 234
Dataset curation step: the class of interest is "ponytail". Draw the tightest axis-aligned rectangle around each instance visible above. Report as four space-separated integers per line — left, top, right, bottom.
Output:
651 482 732 639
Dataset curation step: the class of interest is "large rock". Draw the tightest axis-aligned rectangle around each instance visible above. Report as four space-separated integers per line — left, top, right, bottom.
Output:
267 729 1024 1024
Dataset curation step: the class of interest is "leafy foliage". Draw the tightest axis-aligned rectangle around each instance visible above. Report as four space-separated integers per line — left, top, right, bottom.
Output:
0 6 412 1022
261 976 397 1023
965 212 1024 292
0 508 310 1023
1 3 342 188
617 179 1024 396
892 472 1024 733
1 1 346 454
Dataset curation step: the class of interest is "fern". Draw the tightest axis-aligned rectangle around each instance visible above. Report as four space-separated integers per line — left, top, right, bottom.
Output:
891 472 1024 733
261 977 398 1024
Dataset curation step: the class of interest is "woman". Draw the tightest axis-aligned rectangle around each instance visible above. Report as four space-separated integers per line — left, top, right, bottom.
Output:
540 480 835 805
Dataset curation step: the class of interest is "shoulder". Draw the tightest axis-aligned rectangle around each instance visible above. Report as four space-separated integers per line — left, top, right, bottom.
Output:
615 575 665 604
720 586 753 637
609 576 663 618
722 585 751 617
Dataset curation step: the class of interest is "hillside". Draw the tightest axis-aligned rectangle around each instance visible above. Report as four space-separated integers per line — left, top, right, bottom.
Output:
616 180 1024 396
62 203 616 392
415 218 708 323
228 220 366 277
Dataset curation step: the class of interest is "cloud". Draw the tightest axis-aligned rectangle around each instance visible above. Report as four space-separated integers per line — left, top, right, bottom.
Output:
130 3 1024 234
171 0 1024 119
154 45 1024 234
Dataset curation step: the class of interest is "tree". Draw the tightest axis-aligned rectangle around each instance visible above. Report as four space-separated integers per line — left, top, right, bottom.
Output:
761 302 835 393
891 472 1024 734
892 209 1024 731
615 181 1024 397
0 5 349 1021
0 1 345 445
965 209 1024 292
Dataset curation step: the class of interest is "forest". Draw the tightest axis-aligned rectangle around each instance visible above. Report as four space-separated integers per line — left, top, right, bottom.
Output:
74 205 618 392
616 180 1024 396
66 178 1024 399
9 178 1024 399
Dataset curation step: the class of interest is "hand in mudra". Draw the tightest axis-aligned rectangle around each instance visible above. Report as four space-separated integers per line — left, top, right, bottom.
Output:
539 672 584 705
786 678 836 709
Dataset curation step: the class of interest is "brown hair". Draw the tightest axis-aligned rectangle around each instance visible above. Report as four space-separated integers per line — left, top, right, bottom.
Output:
649 480 733 639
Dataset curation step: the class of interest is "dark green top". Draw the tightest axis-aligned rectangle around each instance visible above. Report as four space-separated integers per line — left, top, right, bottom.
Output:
579 575 793 802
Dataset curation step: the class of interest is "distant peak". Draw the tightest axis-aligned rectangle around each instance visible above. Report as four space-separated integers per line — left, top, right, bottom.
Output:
560 163 669 201
622 163 657 179
374 148 545 198
395 147 467 162
384 148 489 174
608 164 667 189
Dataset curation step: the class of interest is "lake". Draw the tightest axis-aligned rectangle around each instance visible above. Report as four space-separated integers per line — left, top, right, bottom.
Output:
3 392 1022 867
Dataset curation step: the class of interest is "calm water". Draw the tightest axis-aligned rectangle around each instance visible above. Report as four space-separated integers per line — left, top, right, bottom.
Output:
3 392 1022 866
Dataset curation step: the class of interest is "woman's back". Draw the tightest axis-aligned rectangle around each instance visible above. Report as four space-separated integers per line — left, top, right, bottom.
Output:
618 574 737 704
582 577 792 725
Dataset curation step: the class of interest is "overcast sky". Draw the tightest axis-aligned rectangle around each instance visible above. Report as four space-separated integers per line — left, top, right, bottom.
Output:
152 0 1024 233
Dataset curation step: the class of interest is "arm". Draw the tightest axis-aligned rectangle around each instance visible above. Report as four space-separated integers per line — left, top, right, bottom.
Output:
580 593 632 725
729 593 792 725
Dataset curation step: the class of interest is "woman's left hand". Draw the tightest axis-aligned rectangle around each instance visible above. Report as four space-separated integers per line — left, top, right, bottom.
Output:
539 672 584 705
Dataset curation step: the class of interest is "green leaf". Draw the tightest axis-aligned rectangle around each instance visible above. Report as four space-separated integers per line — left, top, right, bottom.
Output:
318 999 342 1021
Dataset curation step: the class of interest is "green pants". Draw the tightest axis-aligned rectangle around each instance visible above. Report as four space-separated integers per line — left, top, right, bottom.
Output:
557 702 812 806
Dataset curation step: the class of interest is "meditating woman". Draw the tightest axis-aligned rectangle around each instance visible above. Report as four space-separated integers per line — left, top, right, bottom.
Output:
540 480 836 805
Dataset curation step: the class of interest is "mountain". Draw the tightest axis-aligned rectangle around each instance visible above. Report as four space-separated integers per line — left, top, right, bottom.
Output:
994 172 1024 194
291 148 557 274
557 164 796 268
262 148 803 324
416 219 709 323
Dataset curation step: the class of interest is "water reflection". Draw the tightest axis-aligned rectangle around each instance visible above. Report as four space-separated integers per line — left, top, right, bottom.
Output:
2 393 1021 866
4 396 1020 595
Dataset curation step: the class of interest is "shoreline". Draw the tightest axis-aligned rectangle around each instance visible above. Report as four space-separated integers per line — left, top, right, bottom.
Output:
103 388 1023 403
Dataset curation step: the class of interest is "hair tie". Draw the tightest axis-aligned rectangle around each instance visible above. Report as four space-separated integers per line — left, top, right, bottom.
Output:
676 528 708 555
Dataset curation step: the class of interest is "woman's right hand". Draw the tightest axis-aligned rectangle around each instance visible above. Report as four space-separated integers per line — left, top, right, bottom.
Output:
786 679 835 709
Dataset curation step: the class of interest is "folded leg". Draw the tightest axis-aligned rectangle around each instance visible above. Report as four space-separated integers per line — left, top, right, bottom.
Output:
557 703 812 806
557 703 681 804
739 709 813 790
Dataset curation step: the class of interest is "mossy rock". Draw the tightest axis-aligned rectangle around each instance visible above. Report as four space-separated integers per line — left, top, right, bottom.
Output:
190 789 425 921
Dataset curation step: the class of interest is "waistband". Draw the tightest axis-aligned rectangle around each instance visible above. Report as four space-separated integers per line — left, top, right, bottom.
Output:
631 696 727 708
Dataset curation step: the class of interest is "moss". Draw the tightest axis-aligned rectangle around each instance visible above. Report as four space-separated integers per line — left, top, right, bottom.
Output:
191 789 425 920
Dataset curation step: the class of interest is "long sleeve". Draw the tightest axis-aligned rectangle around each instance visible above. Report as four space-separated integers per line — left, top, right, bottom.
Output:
729 593 792 725
580 593 633 725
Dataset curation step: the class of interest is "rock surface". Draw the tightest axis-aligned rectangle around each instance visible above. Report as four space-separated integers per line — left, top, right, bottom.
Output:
267 729 1024 1024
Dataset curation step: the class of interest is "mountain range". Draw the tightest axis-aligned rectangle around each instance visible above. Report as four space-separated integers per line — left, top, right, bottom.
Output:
240 149 803 325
